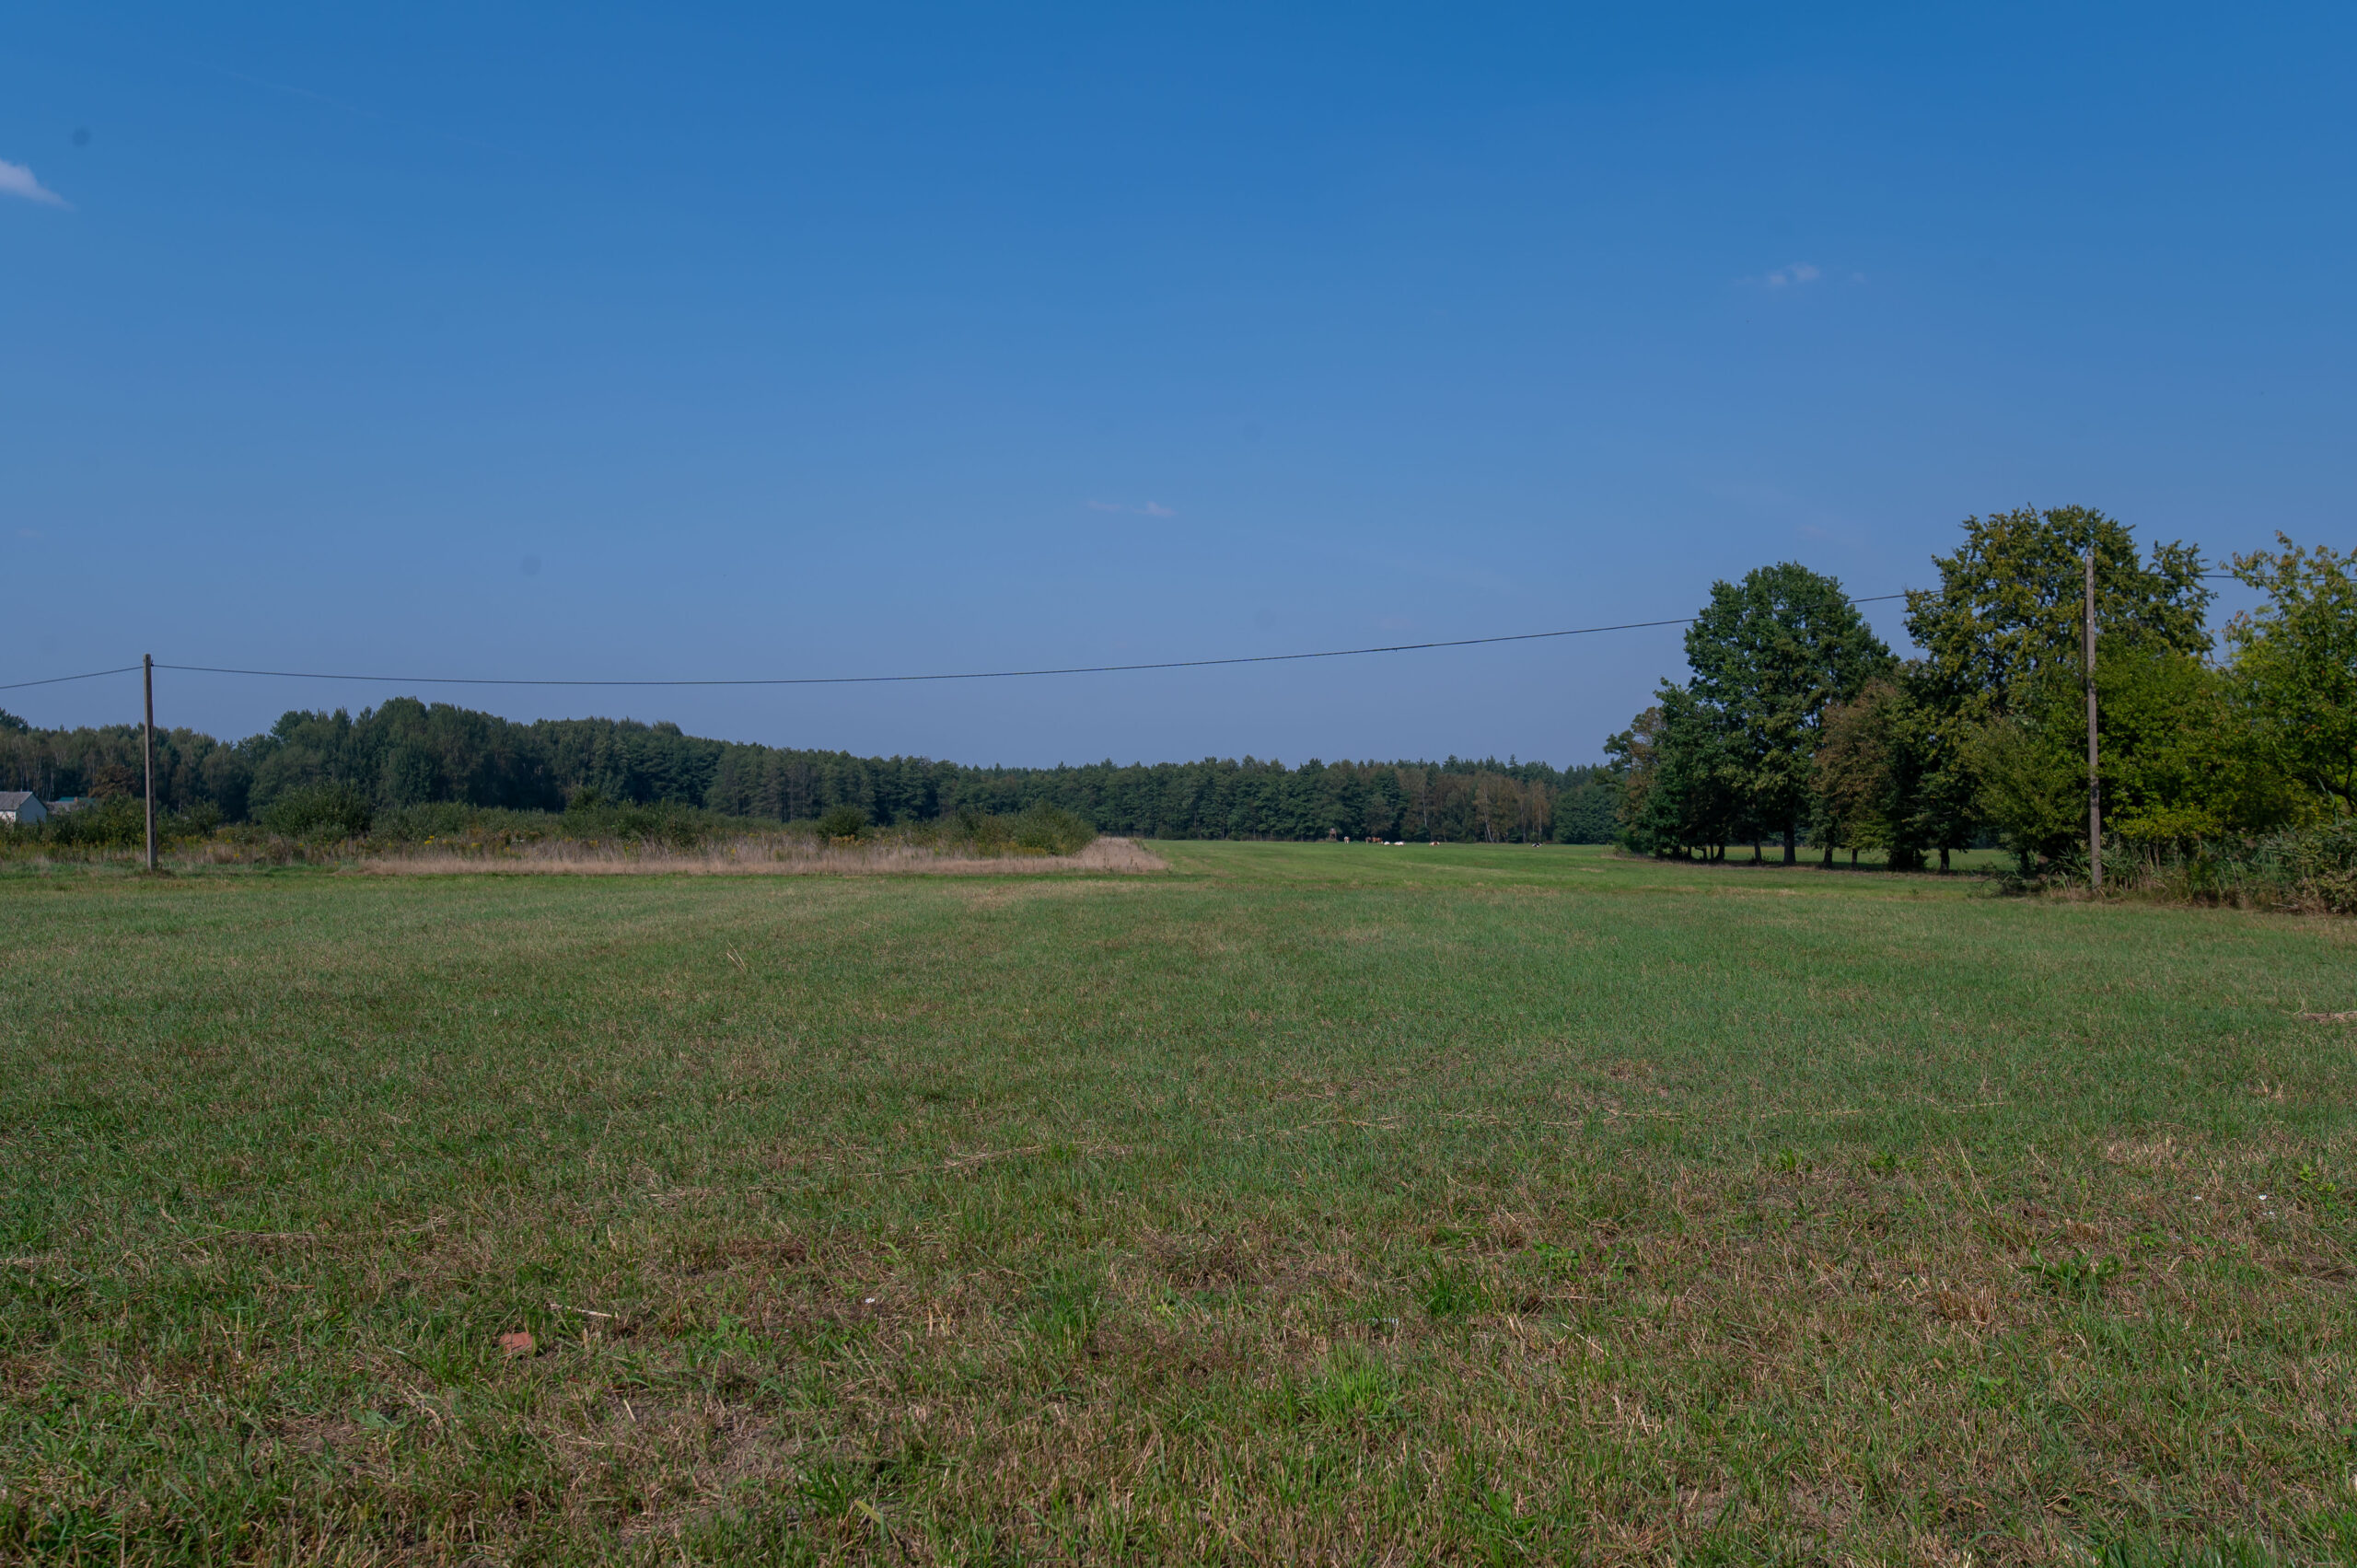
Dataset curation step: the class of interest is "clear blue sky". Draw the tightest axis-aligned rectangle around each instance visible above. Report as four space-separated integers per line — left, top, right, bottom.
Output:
5 4 2351 766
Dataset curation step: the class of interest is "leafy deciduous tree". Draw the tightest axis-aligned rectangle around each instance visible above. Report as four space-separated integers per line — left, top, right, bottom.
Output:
2228 536 2357 816
1682 563 1892 863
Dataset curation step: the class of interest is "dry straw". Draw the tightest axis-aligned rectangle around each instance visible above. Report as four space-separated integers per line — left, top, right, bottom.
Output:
351 834 1167 877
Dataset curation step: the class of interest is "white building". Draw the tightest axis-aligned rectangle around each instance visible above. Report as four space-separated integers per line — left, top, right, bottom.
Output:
0 791 50 825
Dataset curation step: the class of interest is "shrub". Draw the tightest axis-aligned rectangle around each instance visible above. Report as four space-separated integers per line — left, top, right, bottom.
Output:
371 801 491 843
1011 801 1096 856
941 805 1012 853
261 784 375 841
170 802 223 838
26 795 148 849
817 804 868 842
2126 818 2357 912
2262 817 2357 912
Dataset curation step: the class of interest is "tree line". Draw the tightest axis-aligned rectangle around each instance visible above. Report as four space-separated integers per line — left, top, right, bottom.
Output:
17 503 2332 864
0 701 1620 844
1614 507 2354 872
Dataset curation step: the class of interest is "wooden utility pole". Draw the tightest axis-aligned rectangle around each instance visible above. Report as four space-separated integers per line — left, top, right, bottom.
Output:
2084 550 2101 894
142 654 157 873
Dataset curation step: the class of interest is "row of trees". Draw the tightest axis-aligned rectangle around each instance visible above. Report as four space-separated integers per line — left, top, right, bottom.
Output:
0 700 1621 844
1613 506 2355 871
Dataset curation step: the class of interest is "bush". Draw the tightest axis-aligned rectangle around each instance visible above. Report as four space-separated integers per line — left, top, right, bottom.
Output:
817 804 868 842
936 805 1004 852
928 802 1097 857
24 795 148 849
371 801 494 843
261 784 375 841
1011 801 1097 856
2127 818 2357 912
170 802 223 838
2261 817 2357 912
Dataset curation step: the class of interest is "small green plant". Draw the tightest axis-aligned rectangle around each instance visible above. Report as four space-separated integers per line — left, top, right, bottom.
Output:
686 1312 760 1369
2293 1162 2342 1213
1305 1345 1402 1425
2024 1248 2121 1300
1026 1271 1102 1351
1421 1259 1491 1320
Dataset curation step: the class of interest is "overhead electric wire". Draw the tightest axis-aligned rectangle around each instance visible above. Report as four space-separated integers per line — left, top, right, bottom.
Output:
120 595 1912 691
0 573 2283 696
0 664 145 692
0 574 2285 696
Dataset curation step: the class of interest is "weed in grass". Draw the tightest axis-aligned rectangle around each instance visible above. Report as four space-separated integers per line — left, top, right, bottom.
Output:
1419 1257 1492 1320
1300 1344 1402 1427
2022 1248 2125 1300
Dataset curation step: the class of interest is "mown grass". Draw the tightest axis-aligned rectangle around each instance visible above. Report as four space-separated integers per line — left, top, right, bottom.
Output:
2 843 2353 1564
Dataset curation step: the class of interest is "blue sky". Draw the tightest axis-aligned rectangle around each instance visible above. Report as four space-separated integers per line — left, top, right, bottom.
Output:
5 4 2351 766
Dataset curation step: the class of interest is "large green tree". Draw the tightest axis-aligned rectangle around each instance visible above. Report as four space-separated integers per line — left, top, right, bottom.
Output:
1901 505 2213 868
1610 691 1752 859
1905 505 2212 718
1681 563 1892 863
2228 536 2357 816
1968 643 2295 869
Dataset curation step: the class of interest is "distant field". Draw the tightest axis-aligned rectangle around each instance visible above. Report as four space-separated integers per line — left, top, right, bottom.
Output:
3 844 2352 1564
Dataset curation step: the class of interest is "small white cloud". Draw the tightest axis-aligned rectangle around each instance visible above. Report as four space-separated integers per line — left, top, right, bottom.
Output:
1141 502 1174 517
0 159 69 207
1759 262 1821 289
1086 499 1177 517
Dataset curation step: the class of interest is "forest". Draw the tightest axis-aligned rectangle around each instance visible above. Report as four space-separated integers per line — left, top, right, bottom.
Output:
0 703 1620 845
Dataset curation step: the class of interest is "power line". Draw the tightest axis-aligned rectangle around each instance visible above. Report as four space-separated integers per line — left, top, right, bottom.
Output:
0 576 2283 697
138 595 1906 689
0 664 144 692
5 593 1914 694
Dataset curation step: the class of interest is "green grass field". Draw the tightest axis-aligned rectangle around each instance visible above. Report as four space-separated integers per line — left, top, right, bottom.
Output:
4 844 2354 1565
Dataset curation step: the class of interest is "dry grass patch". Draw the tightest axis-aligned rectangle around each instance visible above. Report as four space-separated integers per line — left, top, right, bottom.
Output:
354 834 1167 877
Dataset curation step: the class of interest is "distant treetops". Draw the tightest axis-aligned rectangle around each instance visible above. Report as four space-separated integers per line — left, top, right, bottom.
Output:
1612 505 2355 873
0 703 1620 846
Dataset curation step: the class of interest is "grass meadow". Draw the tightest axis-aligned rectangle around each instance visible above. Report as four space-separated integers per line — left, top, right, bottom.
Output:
2 843 2353 1565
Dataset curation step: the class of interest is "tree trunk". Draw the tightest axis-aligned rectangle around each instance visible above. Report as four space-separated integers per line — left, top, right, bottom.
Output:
1939 845 1951 872
1782 825 1796 865
1752 842 1762 863
1851 847 1859 867
1821 838 1834 868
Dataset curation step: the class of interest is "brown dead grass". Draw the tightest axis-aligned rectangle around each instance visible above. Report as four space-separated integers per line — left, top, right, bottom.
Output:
351 834 1168 877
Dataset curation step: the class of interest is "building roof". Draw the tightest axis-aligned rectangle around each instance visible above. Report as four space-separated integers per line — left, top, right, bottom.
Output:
0 791 39 810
